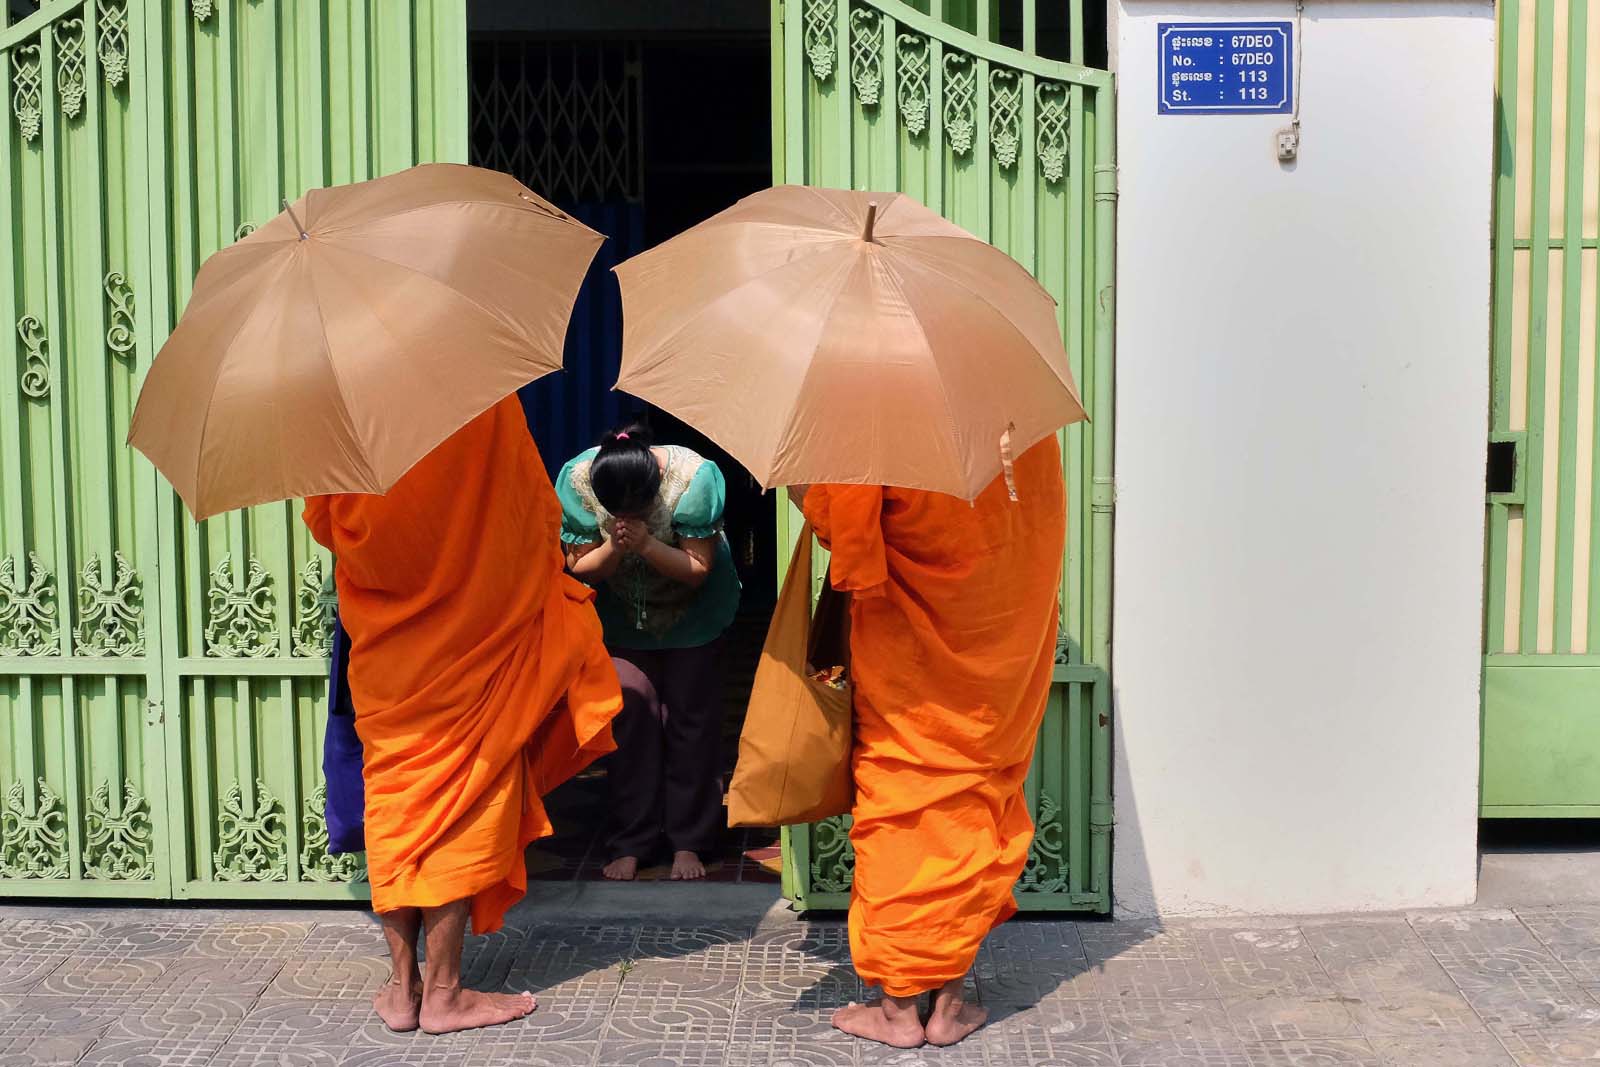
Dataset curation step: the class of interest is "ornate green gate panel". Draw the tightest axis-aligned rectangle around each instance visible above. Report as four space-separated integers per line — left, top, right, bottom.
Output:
1483 0 1600 817
771 0 1115 912
0 0 466 900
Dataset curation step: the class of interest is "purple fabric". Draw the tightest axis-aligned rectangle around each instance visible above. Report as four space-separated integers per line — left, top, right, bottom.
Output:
322 609 365 855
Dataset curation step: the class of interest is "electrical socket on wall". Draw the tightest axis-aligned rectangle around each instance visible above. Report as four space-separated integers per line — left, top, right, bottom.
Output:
1277 127 1300 162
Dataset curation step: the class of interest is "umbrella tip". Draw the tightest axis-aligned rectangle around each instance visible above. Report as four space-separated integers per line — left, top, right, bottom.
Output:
863 201 878 244
281 198 309 241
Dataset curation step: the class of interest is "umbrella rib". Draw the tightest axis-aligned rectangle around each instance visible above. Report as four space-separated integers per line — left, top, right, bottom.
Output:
892 252 1080 397
618 252 851 380
188 254 307 508
888 234 1059 303
322 241 581 347
303 265 384 490
311 196 583 237
874 263 972 494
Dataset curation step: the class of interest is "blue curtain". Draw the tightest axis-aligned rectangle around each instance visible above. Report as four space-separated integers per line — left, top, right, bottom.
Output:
519 201 647 477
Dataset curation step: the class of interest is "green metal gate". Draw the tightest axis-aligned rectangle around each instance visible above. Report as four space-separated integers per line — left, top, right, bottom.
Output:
0 0 464 899
771 0 1115 912
1483 0 1600 817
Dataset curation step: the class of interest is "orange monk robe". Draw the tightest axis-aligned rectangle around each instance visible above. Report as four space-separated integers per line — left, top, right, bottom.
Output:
303 396 622 934
802 439 1066 998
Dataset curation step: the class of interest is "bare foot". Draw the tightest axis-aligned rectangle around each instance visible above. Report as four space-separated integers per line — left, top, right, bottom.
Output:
419 986 536 1035
831 998 925 1048
924 977 988 1046
603 856 639 881
372 976 422 1033
670 850 705 881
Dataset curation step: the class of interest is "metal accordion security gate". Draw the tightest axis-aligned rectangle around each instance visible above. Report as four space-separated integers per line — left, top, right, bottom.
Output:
0 0 464 900
771 0 1115 912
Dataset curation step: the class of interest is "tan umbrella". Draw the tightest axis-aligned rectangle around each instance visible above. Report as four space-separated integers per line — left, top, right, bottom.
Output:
613 185 1085 500
130 163 602 520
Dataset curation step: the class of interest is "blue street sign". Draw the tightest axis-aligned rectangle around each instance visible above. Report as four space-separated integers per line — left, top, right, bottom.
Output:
1158 22 1293 115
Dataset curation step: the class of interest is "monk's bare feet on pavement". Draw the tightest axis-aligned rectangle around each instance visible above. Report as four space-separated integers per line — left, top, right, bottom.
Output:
419 986 536 1035
373 975 422 1033
832 995 926 1048
670 850 706 880
603 856 639 880
924 976 987 1046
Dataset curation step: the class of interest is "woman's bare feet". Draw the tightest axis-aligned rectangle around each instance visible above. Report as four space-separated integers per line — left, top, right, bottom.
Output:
923 977 988 1046
670 850 706 880
603 856 639 880
419 986 536 1035
372 975 422 1033
831 997 925 1048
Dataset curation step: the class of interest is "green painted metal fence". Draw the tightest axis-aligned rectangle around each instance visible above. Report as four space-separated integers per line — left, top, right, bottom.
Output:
771 0 1115 912
1483 0 1600 817
0 0 465 899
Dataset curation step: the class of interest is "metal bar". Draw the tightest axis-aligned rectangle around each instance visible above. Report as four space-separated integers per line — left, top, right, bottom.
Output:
0 42 26 566
870 0 1109 88
1553 0 1586 649
1519 0 1556 653
835 0 851 186
877 6 897 191
927 33 943 214
1088 83 1115 912
972 55 990 241
40 28 76 658
0 656 153 675
279 676 299 882
1487 0 1521 653
1063 679 1084 897
191 674 213 885
0 0 83 49
143 0 184 900
1022 0 1036 56
1064 81 1086 648
61 674 82 878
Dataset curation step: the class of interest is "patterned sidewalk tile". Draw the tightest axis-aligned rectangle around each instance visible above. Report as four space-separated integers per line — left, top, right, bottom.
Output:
1223 995 1362 1042
1199 928 1335 998
1367 1033 1516 1067
0 920 103 993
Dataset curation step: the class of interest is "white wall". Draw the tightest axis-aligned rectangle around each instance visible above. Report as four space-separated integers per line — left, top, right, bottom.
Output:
1111 1 1493 916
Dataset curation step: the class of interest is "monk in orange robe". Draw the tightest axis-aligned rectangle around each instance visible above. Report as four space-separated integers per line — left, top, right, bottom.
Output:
302 395 622 1035
794 438 1066 1049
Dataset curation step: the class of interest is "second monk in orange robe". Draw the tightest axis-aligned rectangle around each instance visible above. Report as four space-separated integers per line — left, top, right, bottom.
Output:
303 396 622 1036
798 438 1066 1049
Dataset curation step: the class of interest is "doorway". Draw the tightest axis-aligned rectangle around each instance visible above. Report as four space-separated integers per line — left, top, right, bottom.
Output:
467 7 780 883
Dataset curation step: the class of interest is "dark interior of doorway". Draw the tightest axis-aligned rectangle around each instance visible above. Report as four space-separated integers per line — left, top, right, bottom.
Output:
467 27 780 884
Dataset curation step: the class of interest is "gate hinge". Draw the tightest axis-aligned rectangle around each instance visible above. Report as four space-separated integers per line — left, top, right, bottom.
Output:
144 699 164 726
1093 164 1119 203
1090 476 1116 513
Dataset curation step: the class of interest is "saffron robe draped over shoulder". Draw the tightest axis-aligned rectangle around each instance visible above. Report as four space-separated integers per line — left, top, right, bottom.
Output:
801 439 1066 998
303 396 622 933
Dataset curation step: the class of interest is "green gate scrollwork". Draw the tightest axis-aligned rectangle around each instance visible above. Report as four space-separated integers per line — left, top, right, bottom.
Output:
0 778 69 879
293 558 336 657
850 8 882 106
1036 81 1069 183
17 315 49 399
53 19 86 121
895 33 930 136
191 0 215 23
205 556 277 657
97 0 129 88
299 784 366 883
0 553 59 656
942 52 977 156
214 780 288 882
1017 791 1067 893
234 221 256 241
804 0 837 81
809 814 855 893
10 41 41 143
75 552 144 656
84 779 154 880
104 272 135 361
989 69 1022 171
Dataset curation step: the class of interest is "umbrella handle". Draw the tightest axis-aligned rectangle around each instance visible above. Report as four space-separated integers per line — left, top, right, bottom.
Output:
1000 424 1019 502
281 198 310 241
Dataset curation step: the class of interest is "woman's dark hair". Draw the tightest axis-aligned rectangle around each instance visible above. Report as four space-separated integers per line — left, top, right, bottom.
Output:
591 423 661 516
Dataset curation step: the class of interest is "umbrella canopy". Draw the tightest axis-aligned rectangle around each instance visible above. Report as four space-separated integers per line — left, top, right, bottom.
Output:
130 163 603 520
613 185 1085 500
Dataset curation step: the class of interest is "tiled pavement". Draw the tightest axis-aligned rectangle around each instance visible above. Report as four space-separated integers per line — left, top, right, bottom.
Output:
2 903 1599 1066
